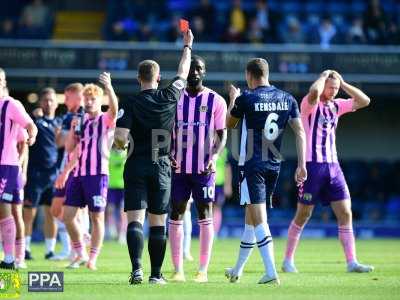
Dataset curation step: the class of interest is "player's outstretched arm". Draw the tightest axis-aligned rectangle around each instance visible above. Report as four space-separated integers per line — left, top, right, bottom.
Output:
332 71 370 110
99 72 118 120
289 118 307 186
25 122 38 146
176 29 194 79
308 70 331 105
226 84 241 129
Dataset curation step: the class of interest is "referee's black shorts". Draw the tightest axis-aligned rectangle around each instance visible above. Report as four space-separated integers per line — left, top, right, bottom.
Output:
123 156 171 214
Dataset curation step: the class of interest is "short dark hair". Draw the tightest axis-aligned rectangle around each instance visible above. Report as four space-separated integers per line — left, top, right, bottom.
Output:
39 87 56 100
246 58 269 80
138 60 160 83
191 55 206 66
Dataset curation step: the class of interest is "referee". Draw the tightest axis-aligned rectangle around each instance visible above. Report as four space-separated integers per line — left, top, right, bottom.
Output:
116 29 194 285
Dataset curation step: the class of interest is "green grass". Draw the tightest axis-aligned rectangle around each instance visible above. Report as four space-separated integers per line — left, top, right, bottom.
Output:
15 239 400 300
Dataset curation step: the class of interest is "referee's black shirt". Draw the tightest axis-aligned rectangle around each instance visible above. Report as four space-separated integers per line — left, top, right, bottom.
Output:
117 76 186 161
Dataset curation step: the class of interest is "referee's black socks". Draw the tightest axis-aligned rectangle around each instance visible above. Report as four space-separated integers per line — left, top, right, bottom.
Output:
148 226 166 278
127 221 144 272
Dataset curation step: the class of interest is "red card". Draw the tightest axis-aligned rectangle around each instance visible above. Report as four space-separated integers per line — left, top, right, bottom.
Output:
179 19 189 32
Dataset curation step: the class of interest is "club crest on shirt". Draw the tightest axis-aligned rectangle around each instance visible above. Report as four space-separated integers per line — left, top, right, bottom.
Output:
303 193 313 201
199 105 208 112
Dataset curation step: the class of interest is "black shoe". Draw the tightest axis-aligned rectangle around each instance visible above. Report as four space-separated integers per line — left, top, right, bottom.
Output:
25 250 34 260
129 269 143 285
0 261 15 270
45 251 55 260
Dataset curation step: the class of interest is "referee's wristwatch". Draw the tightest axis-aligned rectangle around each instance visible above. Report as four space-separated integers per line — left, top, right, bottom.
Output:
184 45 192 51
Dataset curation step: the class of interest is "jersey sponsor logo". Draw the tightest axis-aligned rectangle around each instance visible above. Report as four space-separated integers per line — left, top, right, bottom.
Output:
117 109 124 120
172 80 185 90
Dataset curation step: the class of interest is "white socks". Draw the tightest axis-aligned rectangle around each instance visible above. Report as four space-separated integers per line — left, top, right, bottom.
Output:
233 224 256 276
254 223 277 278
25 236 31 252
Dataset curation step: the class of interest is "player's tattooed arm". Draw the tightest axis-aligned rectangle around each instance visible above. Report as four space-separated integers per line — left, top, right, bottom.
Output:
226 84 241 129
99 72 118 120
331 71 370 111
177 29 194 79
289 118 307 186
308 70 331 105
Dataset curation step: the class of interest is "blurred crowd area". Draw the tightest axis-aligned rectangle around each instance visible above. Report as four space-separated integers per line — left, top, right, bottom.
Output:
1 0 400 46
226 157 400 224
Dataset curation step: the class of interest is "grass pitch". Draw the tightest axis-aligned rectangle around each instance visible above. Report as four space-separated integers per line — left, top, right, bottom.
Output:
18 238 400 300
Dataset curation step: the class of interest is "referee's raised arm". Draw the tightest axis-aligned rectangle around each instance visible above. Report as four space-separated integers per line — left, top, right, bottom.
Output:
176 29 194 80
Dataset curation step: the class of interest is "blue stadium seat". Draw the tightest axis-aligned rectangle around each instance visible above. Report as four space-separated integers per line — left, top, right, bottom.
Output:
281 2 302 13
305 1 326 14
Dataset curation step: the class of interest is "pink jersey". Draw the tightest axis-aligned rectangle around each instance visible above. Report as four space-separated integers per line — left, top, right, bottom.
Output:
173 87 227 174
301 95 354 163
74 111 116 177
0 98 32 166
17 126 28 143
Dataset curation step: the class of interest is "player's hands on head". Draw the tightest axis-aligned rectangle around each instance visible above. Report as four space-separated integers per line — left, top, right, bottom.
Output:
321 70 332 78
294 165 307 186
183 29 194 48
331 70 344 84
99 72 112 90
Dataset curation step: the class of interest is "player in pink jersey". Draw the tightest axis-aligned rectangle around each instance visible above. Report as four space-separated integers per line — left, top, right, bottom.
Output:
282 70 374 273
58 72 118 270
0 68 37 269
168 55 227 283
12 126 29 269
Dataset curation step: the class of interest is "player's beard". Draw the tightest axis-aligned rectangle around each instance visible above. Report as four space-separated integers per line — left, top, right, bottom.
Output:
187 76 200 88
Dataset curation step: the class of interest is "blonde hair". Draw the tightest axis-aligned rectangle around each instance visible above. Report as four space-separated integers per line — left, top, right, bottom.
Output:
138 60 160 82
83 83 103 98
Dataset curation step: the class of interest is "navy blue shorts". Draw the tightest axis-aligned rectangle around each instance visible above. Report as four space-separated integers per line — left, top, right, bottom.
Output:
239 165 279 205
24 167 57 208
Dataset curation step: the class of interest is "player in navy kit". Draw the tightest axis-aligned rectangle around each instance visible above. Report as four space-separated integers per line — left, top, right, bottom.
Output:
224 58 307 284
